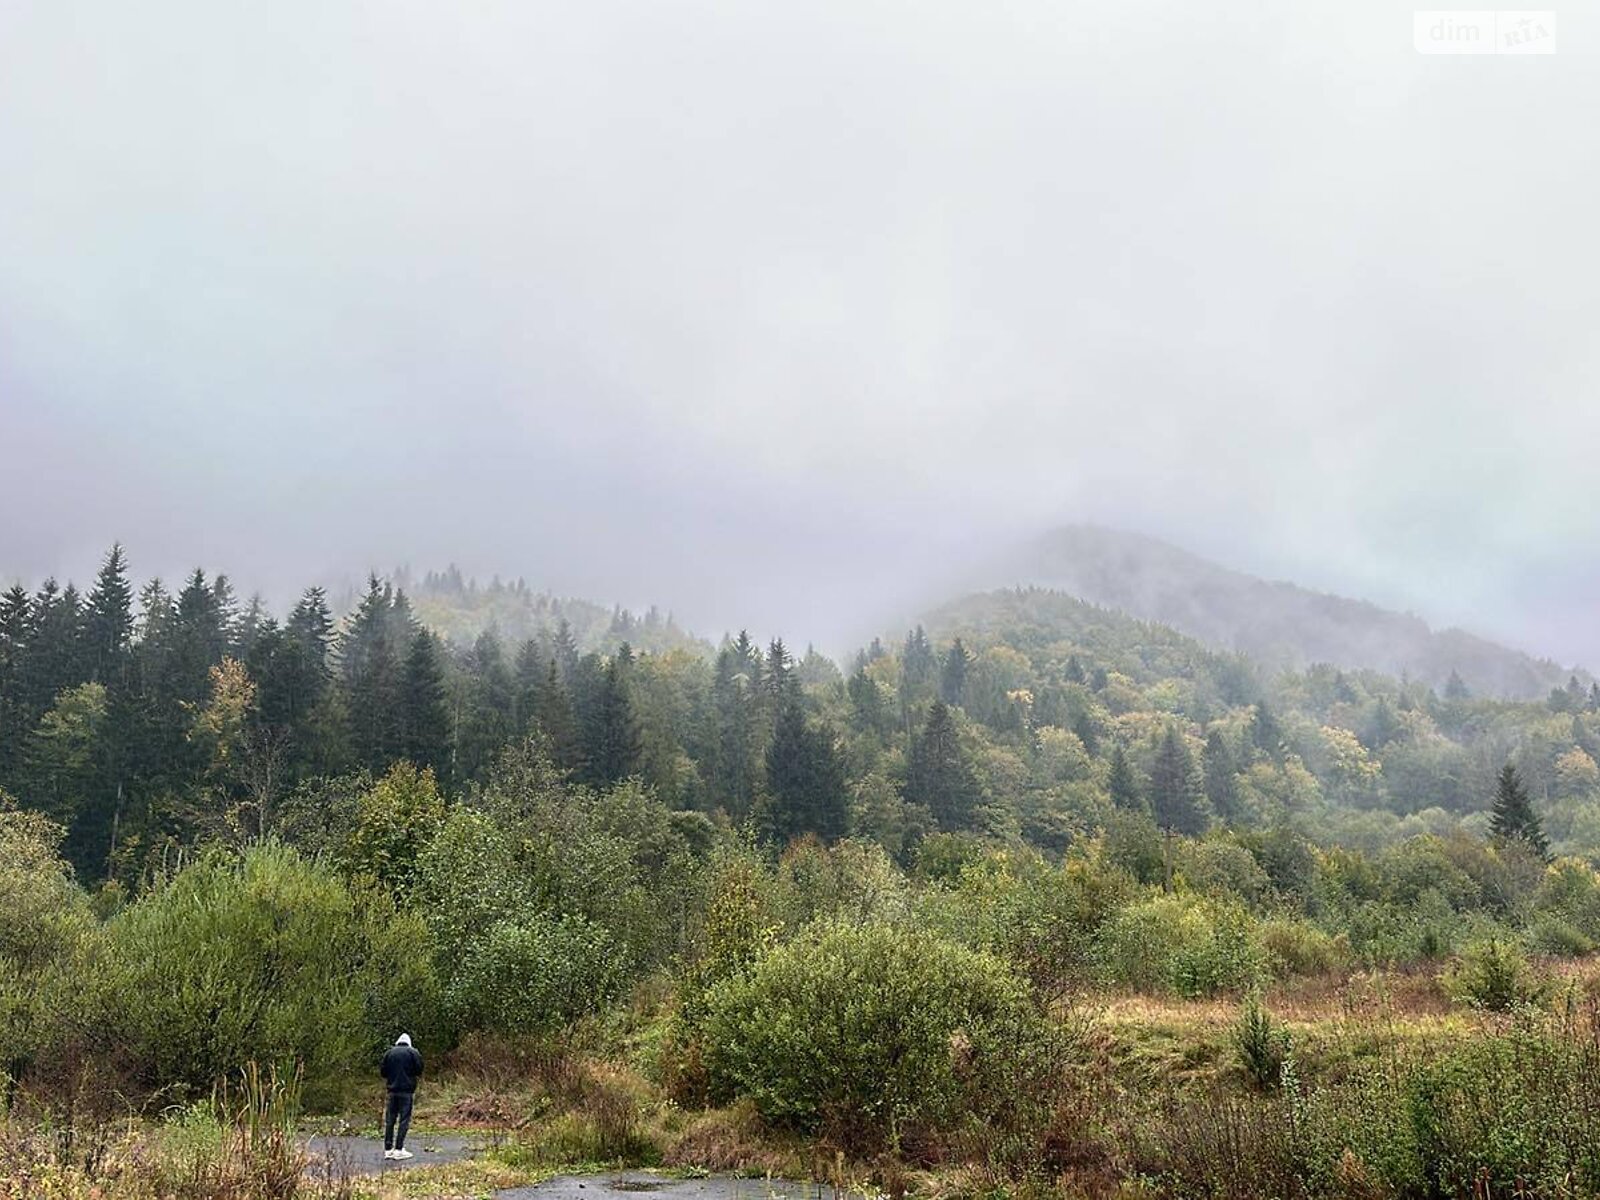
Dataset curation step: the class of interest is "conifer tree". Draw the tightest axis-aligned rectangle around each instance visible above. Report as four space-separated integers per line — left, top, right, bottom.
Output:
1071 710 1100 756
513 638 547 732
939 638 970 707
1489 762 1550 861
84 544 134 684
169 569 227 707
713 641 761 818
764 638 797 716
906 699 983 831
847 665 887 735
401 629 451 780
551 619 581 682
0 585 34 779
1107 742 1143 812
1362 697 1402 751
1202 728 1240 824
1251 699 1284 759
901 625 937 708
19 580 81 714
764 699 847 844
456 629 515 781
534 659 581 771
1151 725 1206 835
582 655 641 787
341 577 405 771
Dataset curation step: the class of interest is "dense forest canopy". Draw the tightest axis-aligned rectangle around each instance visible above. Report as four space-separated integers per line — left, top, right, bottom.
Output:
4 545 1599 885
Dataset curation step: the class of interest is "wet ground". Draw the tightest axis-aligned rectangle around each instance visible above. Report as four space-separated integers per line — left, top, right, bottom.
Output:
501 1174 840 1200
302 1131 481 1176
302 1136 841 1200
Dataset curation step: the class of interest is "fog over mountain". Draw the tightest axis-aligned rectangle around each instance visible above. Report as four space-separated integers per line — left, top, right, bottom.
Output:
3 1 1597 664
980 526 1586 699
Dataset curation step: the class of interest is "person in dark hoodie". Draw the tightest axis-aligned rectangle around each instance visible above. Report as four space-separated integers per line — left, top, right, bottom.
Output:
379 1033 424 1160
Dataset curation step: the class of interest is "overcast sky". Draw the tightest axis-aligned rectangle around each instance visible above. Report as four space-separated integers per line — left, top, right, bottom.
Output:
2 0 1597 662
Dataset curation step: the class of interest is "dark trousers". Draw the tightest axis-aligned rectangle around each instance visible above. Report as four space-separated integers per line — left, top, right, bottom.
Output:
384 1091 414 1151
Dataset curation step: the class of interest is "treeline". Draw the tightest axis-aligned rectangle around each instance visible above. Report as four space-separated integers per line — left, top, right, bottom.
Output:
6 548 1600 887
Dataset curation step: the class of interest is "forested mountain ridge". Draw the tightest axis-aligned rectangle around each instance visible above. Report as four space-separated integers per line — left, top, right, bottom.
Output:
356 565 706 655
8 547 1600 893
990 524 1581 699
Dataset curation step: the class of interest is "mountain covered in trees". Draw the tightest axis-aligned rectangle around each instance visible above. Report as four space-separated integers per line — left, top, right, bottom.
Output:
991 524 1581 699
4 545 1599 887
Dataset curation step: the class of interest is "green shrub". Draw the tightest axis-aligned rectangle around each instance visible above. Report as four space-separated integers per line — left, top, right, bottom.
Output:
1526 914 1595 957
916 850 1135 995
1404 1022 1600 1196
1095 894 1267 997
446 914 626 1037
1259 916 1349 978
1440 939 1547 1012
699 921 1045 1150
0 800 107 1097
107 842 434 1099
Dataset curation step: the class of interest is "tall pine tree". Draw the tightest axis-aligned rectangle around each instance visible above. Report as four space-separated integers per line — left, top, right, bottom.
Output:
1150 725 1205 835
1489 762 1550 861
906 699 983 831
764 700 847 844
1107 742 1143 812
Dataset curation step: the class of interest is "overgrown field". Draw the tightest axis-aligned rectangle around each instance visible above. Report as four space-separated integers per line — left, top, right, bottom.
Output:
10 763 1600 1199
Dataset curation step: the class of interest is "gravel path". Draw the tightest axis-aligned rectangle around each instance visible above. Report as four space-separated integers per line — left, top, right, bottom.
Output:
499 1173 840 1200
302 1132 482 1177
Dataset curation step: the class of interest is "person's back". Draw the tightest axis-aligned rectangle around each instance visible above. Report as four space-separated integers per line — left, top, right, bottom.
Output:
379 1034 424 1160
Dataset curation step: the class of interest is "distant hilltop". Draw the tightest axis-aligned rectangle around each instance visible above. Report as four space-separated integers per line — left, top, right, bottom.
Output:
981 524 1584 700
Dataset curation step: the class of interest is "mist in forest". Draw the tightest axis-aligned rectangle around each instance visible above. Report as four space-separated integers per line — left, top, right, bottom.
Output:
2 0 1595 662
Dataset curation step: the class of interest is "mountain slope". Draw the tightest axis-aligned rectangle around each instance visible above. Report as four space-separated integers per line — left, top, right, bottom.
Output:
987 525 1578 699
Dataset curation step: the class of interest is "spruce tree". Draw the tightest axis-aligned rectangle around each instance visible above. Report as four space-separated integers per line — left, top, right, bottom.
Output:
901 625 937 707
20 579 83 714
341 577 405 771
84 544 134 684
764 699 847 844
847 665 887 735
1151 725 1205 835
534 659 581 771
1107 742 1143 812
401 629 452 780
513 638 547 732
457 629 515 782
1362 697 1402 751
713 642 761 818
550 618 580 682
906 699 983 831
1490 762 1550 861
1202 728 1240 824
939 638 970 707
170 569 226 707
0 585 34 779
582 655 642 786
1251 699 1284 760
1071 711 1100 756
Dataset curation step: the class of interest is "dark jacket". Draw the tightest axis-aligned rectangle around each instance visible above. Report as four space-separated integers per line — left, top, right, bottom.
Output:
380 1043 424 1094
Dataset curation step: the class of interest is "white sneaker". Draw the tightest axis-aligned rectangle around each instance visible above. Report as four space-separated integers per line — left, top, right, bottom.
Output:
393 1149 414 1161
384 1150 398 1160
